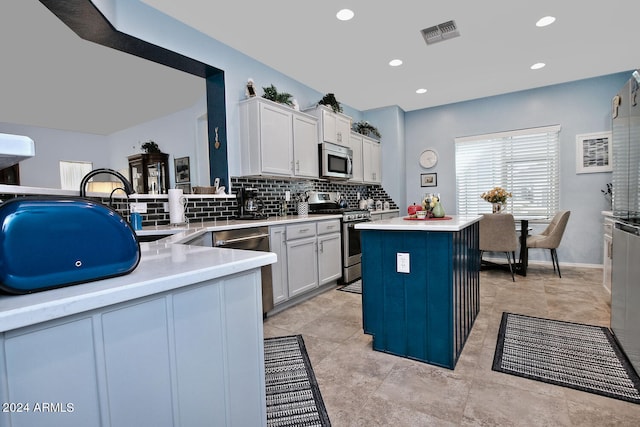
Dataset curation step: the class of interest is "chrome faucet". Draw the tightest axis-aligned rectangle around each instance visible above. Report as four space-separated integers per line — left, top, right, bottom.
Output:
79 168 135 198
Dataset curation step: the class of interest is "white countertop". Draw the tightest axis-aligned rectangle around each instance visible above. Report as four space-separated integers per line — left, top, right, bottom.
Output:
355 215 482 232
0 240 276 333
0 213 345 332
137 214 342 243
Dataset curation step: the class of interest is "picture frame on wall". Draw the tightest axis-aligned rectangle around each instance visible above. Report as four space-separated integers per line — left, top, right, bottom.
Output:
174 156 190 183
176 183 191 194
576 132 612 174
421 173 437 187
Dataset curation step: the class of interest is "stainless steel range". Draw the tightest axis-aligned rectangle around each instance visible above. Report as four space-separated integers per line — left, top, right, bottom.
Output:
308 192 371 283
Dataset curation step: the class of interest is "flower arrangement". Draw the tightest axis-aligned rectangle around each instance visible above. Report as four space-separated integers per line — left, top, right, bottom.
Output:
481 187 512 204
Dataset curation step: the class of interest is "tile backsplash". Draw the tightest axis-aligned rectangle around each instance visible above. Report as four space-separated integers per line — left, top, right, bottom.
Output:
0 178 397 227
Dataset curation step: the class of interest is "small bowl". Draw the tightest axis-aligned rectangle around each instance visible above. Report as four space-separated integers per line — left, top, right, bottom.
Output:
416 211 427 219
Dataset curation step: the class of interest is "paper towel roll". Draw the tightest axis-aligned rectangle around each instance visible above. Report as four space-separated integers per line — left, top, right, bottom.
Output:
168 189 186 224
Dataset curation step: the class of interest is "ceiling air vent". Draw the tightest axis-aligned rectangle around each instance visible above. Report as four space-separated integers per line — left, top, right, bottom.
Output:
421 20 460 45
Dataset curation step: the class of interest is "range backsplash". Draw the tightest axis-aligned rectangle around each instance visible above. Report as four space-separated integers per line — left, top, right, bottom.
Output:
0 178 397 227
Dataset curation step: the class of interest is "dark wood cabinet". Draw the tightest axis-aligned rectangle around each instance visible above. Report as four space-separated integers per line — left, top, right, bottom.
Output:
128 153 169 194
0 164 20 185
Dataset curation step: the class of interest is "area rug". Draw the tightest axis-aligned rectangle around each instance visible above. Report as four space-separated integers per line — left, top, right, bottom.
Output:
492 312 640 404
338 279 362 294
264 335 331 426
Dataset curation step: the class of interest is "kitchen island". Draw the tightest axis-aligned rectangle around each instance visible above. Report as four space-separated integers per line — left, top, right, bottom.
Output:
0 240 276 427
355 215 481 369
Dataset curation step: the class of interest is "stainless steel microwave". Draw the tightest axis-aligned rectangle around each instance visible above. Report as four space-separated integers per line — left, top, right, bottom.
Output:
319 142 353 180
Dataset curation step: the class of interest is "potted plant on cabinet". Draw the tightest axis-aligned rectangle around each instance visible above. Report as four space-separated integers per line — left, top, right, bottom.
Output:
318 93 342 113
262 84 294 107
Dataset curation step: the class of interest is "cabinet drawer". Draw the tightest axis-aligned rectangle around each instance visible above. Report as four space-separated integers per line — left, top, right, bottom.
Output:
317 219 341 235
286 223 316 240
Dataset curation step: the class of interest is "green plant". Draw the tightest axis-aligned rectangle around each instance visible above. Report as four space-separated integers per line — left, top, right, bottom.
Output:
141 140 161 153
318 93 342 113
353 121 381 139
262 84 293 106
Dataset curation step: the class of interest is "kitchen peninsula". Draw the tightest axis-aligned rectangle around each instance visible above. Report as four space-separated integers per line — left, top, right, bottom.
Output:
355 215 481 369
0 239 275 427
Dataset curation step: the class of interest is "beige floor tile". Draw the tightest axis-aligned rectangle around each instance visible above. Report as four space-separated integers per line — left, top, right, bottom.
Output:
264 267 640 426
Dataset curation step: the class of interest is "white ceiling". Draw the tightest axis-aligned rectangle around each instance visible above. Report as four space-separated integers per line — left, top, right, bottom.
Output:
142 0 640 112
0 0 203 135
2 1 639 135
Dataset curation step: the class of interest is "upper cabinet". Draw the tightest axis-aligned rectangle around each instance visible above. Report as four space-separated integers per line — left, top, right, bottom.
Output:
239 98 318 179
362 135 381 184
304 105 352 146
348 132 364 183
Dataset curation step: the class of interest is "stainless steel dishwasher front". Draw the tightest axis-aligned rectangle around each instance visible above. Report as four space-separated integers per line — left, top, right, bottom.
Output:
212 227 274 314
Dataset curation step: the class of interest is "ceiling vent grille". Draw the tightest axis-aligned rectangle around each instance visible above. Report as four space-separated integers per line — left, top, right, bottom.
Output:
421 20 460 45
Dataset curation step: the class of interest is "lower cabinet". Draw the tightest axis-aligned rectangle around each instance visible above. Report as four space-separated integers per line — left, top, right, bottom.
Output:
0 270 266 427
270 219 342 306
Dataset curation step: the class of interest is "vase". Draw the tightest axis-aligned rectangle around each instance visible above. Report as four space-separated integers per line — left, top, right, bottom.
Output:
432 201 445 218
492 203 503 214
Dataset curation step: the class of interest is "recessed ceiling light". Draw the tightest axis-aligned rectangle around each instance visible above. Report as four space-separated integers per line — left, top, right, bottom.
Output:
389 59 403 67
336 9 354 21
530 62 546 70
416 88 427 94
536 16 556 27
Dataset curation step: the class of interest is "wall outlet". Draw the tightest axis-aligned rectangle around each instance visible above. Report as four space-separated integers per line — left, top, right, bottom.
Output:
285 190 290 202
130 202 147 213
397 253 410 273
163 202 169 212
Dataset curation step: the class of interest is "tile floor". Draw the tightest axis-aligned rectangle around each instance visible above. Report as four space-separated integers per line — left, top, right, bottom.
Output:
263 266 640 426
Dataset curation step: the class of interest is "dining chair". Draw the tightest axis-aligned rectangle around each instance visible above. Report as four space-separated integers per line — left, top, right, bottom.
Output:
479 213 519 281
526 210 571 278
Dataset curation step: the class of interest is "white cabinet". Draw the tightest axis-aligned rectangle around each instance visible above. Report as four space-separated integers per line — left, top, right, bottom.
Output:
317 220 342 285
348 132 364 183
292 114 318 177
305 105 352 146
362 136 381 184
239 97 318 178
286 222 318 297
270 219 342 307
0 270 267 427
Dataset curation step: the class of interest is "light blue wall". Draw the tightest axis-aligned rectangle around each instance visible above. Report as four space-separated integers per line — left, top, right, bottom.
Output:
405 72 631 265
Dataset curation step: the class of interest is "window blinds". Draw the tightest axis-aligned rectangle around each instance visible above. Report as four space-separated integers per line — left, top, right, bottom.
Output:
455 125 561 219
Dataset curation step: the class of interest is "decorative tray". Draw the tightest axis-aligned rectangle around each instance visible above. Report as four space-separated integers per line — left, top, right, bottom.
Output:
403 216 453 221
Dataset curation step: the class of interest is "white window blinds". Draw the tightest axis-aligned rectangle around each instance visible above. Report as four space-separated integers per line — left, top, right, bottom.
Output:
59 161 93 191
455 125 561 219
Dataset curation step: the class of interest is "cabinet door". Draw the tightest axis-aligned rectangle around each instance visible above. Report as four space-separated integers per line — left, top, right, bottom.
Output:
348 132 364 182
335 115 351 145
318 233 342 285
260 103 293 175
321 109 337 144
287 236 318 297
270 226 288 304
292 114 319 178
363 137 381 184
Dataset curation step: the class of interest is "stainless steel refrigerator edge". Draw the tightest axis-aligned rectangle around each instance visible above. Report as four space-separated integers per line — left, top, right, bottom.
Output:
611 71 640 373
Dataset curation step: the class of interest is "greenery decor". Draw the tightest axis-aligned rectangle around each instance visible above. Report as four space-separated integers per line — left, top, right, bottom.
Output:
262 84 293 107
141 140 161 153
318 93 342 113
353 121 381 139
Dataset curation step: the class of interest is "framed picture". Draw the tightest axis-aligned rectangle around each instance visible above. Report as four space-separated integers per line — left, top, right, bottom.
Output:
420 173 437 187
174 156 190 183
576 132 612 174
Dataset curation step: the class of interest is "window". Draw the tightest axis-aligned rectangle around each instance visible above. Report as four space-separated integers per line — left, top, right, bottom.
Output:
455 125 561 219
59 161 93 190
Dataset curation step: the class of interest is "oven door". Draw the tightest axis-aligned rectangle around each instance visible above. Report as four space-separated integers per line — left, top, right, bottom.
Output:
342 218 369 283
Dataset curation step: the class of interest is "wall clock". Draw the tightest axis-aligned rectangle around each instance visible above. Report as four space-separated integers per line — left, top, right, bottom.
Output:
419 149 438 168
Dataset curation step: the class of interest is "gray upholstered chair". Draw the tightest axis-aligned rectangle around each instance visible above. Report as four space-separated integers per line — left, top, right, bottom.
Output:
526 210 571 278
479 214 519 281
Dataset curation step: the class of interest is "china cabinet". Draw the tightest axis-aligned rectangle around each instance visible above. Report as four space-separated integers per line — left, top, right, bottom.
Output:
128 152 170 194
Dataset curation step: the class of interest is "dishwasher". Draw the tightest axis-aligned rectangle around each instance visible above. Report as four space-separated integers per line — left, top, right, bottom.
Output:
211 227 274 315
